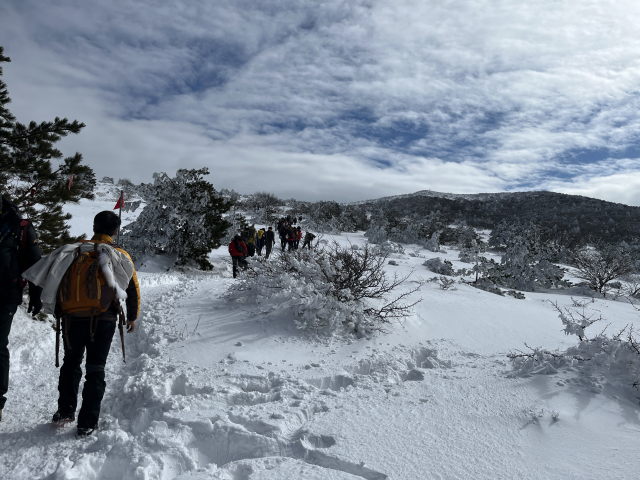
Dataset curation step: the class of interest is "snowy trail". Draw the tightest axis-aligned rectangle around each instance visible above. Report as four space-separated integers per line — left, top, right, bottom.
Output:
0 273 194 479
0 270 384 479
2 244 640 478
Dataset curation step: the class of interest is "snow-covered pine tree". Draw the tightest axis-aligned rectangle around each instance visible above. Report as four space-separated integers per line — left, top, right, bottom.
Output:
0 47 95 253
425 231 441 252
247 191 283 224
488 221 565 291
458 239 487 282
123 168 231 270
221 205 249 245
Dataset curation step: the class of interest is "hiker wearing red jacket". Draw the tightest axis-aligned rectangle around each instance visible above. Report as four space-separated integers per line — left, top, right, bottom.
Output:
294 227 302 249
229 235 248 278
286 225 296 251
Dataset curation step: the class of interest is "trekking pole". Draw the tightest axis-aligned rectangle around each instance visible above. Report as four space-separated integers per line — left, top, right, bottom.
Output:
55 314 61 367
118 305 126 363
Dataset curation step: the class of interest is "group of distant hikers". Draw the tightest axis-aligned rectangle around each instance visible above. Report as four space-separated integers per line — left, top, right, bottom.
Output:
1 196 138 438
228 215 316 278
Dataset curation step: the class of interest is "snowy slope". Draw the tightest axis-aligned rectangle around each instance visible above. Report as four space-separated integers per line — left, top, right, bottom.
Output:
1 206 640 478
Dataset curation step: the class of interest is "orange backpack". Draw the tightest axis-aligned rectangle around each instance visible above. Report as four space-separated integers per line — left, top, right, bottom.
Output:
55 241 127 366
58 241 116 316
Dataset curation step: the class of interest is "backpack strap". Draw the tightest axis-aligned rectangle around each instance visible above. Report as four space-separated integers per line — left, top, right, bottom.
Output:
63 316 72 350
89 309 99 342
19 220 29 249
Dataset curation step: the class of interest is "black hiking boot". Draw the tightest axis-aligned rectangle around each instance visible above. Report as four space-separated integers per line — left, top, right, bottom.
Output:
77 425 97 438
51 411 75 427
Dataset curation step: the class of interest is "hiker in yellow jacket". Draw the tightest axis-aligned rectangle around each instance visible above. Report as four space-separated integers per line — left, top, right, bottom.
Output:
256 227 265 256
52 211 140 437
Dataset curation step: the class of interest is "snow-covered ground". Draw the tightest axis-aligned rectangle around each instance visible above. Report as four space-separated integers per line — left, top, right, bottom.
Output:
1 197 640 479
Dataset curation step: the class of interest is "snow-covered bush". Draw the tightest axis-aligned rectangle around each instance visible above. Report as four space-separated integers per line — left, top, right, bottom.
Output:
425 231 440 252
423 257 454 276
621 274 640 298
487 222 566 291
365 209 437 246
438 276 456 290
570 244 634 296
221 206 249 245
123 168 232 269
299 202 369 234
226 243 421 334
365 222 388 244
244 191 284 224
508 301 640 399
506 290 525 299
371 241 405 256
471 277 504 296
219 188 241 203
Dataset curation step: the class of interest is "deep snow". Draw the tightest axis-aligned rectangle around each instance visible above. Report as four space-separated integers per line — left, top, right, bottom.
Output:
1 192 639 479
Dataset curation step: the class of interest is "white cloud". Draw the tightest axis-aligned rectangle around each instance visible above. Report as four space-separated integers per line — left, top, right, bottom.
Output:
548 170 640 206
3 0 640 203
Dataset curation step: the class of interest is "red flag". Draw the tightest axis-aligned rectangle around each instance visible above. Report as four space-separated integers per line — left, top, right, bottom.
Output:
68 174 74 191
114 192 124 210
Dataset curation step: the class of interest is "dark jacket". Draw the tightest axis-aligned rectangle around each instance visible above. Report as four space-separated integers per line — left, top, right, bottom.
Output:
0 198 42 305
265 230 275 246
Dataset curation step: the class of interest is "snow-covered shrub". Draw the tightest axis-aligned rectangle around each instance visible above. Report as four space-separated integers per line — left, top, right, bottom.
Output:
121 200 141 213
570 244 634 296
244 191 284 224
123 168 232 270
458 250 472 263
221 206 249 245
458 239 485 263
621 274 640 298
371 241 405 256
508 301 640 399
486 221 566 291
300 202 369 234
438 276 456 290
226 243 421 334
219 188 241 203
506 290 525 299
116 178 141 200
365 223 388 245
471 278 504 296
423 257 454 276
425 231 440 252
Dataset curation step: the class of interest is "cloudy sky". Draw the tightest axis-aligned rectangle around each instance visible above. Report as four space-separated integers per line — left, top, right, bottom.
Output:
2 0 640 204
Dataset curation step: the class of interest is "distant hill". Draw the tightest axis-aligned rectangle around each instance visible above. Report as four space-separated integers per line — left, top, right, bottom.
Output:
352 190 640 245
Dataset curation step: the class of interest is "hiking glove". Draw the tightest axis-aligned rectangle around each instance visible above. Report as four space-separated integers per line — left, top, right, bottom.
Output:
28 296 42 316
27 283 43 316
